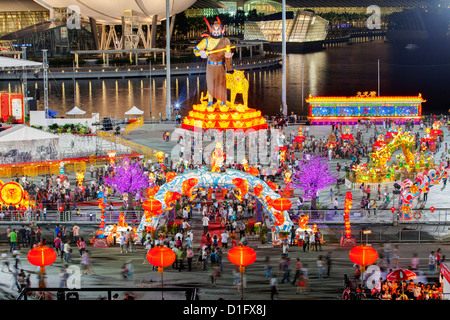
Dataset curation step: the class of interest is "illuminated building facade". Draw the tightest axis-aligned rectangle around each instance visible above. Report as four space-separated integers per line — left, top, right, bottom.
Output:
244 10 329 52
307 92 425 125
0 0 49 38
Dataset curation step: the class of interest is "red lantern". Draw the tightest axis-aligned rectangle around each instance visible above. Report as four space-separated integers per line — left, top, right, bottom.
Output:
272 198 292 211
349 245 378 266
59 206 64 213
227 244 257 267
146 246 176 268
146 245 176 300
142 198 162 213
430 206 435 212
27 245 57 274
390 207 396 213
227 244 257 300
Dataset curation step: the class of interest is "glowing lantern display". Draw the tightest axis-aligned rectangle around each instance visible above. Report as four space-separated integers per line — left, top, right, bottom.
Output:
182 178 198 200
349 245 378 267
147 245 176 268
298 215 309 230
272 198 292 212
146 185 160 198
340 191 356 247
107 150 116 164
253 184 263 197
232 178 249 201
27 244 57 274
164 191 181 209
267 180 277 191
344 192 353 239
228 244 257 267
165 171 177 183
0 182 24 206
155 151 165 163
142 198 162 213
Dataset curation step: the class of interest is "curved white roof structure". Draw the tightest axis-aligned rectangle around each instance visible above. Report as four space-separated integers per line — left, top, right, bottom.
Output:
33 0 197 24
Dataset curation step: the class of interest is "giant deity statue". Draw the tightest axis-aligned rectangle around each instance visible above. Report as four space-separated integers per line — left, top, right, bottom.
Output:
193 17 234 108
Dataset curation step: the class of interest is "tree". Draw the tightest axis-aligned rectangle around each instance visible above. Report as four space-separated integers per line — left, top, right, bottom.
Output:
104 157 149 218
292 154 337 210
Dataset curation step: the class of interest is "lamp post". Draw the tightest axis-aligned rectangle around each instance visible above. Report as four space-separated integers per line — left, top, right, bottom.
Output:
147 245 176 300
27 243 57 290
227 244 257 300
349 245 378 286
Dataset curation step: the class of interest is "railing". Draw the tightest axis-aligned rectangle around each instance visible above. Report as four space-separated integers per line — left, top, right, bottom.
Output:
0 161 87 178
97 131 160 161
125 117 144 135
4 207 449 225
0 209 145 224
17 287 198 300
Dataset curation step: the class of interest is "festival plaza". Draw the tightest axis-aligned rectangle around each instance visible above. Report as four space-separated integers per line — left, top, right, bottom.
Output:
0 0 449 303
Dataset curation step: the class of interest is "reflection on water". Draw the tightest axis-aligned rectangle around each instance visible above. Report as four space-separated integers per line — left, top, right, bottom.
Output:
1 40 449 120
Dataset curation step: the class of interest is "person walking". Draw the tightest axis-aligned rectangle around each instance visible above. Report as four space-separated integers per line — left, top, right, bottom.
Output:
326 252 333 277
119 232 127 253
270 275 278 300
1 250 11 272
63 241 72 263
72 224 80 243
9 229 17 253
429 251 436 272
186 247 194 271
302 232 310 252
77 237 86 256
292 258 303 285
81 250 95 275
310 233 316 252
202 214 209 235
280 257 291 284
317 255 325 279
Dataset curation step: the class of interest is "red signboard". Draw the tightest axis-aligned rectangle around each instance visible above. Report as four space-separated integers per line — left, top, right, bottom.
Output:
441 262 450 283
0 92 24 123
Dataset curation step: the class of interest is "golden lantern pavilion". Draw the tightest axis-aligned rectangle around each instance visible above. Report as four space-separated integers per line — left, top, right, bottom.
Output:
306 92 425 125
181 66 267 131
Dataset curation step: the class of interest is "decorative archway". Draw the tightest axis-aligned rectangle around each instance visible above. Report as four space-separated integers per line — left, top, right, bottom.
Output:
137 167 294 241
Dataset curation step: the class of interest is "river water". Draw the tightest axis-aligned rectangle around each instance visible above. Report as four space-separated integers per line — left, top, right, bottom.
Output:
2 37 450 120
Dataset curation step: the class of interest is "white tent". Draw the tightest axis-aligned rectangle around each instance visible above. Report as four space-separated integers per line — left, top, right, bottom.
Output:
0 56 43 70
0 125 60 163
124 106 144 115
66 106 86 116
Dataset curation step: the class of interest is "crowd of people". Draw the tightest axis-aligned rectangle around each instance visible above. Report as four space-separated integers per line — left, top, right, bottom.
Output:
0 114 449 300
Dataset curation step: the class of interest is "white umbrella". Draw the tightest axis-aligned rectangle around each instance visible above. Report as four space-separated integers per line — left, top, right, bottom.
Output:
124 106 144 115
66 106 86 116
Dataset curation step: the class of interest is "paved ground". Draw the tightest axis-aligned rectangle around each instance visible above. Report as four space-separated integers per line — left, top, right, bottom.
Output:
0 211 446 301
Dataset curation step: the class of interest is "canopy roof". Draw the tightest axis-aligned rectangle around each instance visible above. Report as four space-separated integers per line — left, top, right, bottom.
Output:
0 56 43 70
125 106 144 115
0 124 59 142
66 106 86 115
